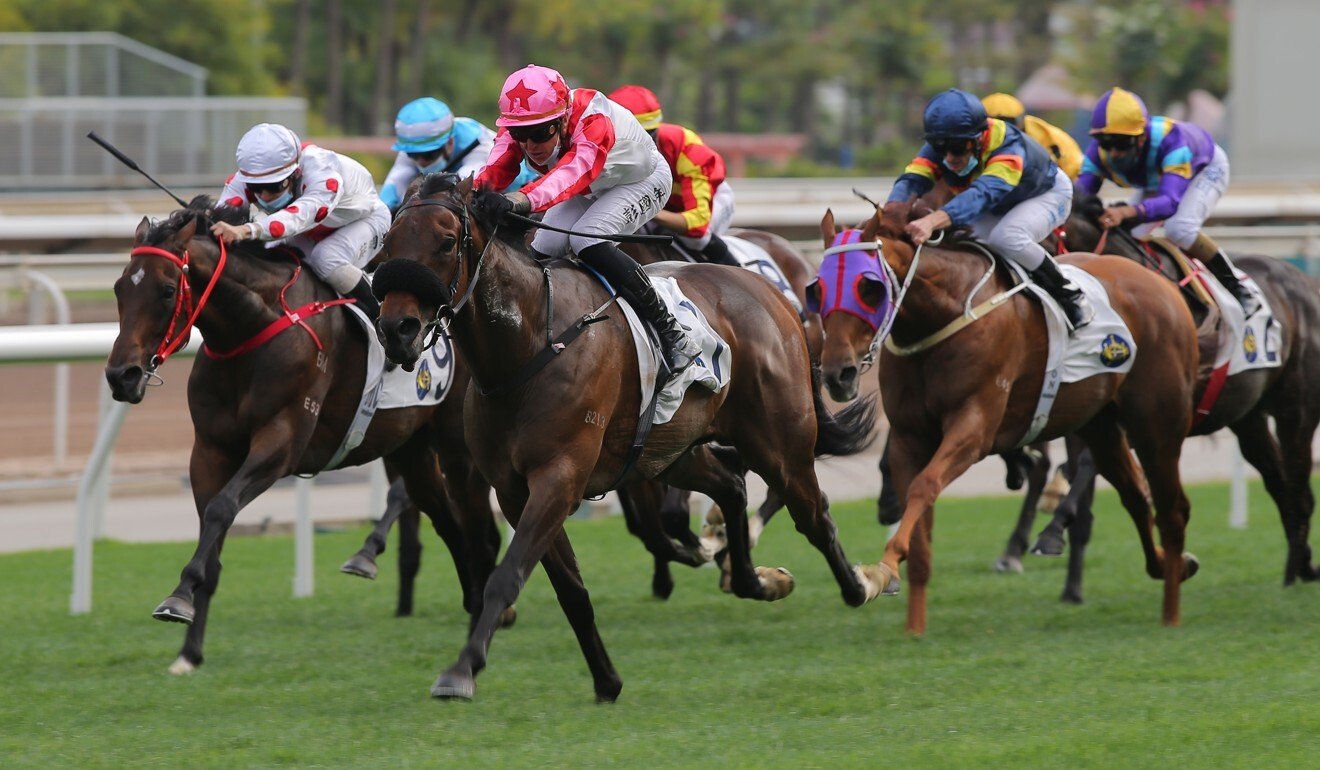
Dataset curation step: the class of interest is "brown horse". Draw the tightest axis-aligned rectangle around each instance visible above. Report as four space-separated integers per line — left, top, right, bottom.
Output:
815 202 1202 631
1024 192 1320 585
373 175 881 701
104 197 501 673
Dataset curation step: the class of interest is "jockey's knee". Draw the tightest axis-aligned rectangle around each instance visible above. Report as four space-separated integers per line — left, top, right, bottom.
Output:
679 232 713 251
1163 220 1199 250
568 233 608 255
323 263 365 294
988 229 1046 271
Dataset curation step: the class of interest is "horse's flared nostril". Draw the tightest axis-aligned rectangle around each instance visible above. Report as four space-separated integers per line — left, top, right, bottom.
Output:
105 365 146 403
380 316 422 348
839 366 858 388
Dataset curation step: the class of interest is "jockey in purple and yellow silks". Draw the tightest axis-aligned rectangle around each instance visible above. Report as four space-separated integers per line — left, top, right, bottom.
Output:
888 88 1093 331
1078 87 1259 316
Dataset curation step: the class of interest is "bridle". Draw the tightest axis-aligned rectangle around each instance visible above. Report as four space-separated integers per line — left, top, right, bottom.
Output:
129 238 228 373
394 197 498 349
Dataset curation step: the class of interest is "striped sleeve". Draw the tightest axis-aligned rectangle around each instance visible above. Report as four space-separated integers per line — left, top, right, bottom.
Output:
473 129 525 193
887 149 940 202
521 109 615 211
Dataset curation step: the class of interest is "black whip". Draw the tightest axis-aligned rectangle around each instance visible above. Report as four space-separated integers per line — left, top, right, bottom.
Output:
87 131 189 207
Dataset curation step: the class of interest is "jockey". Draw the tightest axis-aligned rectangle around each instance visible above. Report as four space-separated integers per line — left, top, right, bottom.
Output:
889 88 1094 331
981 93 1084 181
473 65 701 376
211 123 389 320
607 84 740 267
378 97 538 213
1078 87 1259 316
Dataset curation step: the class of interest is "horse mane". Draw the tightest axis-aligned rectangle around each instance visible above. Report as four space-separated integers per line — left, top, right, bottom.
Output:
145 194 250 245
1072 190 1106 222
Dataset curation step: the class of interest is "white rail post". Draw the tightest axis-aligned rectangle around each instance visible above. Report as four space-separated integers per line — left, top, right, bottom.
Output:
1229 443 1249 530
368 460 387 521
293 476 314 597
22 270 72 467
71 386 131 615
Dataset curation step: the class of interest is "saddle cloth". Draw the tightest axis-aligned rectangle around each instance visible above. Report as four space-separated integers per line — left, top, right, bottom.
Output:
1198 266 1282 376
1008 261 1137 446
725 236 804 314
321 300 456 472
617 275 731 425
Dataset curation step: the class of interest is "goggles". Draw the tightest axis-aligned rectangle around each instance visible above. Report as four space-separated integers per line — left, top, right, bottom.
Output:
508 121 560 144
928 138 977 156
1097 134 1139 152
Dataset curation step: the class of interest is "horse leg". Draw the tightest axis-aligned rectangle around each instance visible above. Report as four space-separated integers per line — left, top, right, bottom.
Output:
1273 404 1320 582
662 444 794 601
616 482 676 600
160 433 298 673
883 416 996 635
538 530 624 703
1060 474 1096 604
394 501 422 617
1033 439 1095 556
877 434 903 525
340 474 409 580
1232 408 1315 584
431 465 593 701
996 440 1052 573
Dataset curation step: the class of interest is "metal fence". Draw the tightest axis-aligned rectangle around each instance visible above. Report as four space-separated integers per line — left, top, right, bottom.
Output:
0 33 306 190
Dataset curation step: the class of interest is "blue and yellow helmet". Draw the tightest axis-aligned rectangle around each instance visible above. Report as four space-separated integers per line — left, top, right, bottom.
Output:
923 89 988 142
1089 87 1148 136
392 97 456 153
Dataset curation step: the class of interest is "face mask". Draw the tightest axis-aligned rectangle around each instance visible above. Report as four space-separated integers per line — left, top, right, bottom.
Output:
255 189 294 213
416 156 448 174
943 155 978 176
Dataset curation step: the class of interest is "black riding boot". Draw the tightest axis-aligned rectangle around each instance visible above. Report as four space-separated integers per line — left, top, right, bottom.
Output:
1029 258 1094 332
1188 233 1260 318
699 234 741 267
346 275 380 322
579 241 702 375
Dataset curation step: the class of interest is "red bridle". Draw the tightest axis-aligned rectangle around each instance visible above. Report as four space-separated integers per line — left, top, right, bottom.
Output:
129 241 228 370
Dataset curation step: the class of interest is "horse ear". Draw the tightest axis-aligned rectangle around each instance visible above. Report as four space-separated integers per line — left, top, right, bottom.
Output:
175 214 199 244
455 175 474 199
861 209 879 242
820 209 836 247
134 216 150 244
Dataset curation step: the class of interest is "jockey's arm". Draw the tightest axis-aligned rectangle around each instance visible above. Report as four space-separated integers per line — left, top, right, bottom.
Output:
905 208 952 246
379 152 418 212
650 209 691 233
887 150 939 204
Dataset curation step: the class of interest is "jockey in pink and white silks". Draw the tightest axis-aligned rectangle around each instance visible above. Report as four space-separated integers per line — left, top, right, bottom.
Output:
211 123 389 319
378 97 539 213
473 64 700 376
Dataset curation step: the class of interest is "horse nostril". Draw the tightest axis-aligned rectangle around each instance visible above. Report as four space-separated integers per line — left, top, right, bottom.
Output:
395 317 421 344
839 366 858 386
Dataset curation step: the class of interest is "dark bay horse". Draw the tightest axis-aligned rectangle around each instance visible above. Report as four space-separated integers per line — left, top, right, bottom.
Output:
373 175 881 701
104 197 501 673
815 202 1202 631
1026 193 1320 585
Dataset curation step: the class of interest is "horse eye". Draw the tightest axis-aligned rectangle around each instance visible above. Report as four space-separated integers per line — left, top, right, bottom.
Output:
440 237 457 253
161 284 177 300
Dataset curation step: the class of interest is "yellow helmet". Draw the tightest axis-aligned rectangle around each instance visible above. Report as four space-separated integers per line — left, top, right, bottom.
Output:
1089 87 1148 136
981 93 1025 121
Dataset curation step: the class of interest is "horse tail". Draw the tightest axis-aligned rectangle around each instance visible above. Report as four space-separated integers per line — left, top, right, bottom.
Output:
810 362 878 457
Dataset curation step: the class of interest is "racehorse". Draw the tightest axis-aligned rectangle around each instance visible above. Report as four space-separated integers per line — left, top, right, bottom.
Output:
373 174 881 701
1025 192 1320 586
814 201 1202 631
104 197 501 673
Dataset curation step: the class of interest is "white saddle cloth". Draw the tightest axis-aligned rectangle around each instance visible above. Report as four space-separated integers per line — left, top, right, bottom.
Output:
618 275 731 425
1199 267 1282 375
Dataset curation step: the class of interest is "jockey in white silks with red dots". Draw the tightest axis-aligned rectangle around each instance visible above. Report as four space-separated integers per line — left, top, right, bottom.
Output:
473 64 700 376
378 97 539 213
211 123 389 319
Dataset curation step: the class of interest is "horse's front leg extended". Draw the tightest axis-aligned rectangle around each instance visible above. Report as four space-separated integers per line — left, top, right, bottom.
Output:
431 463 592 701
160 428 303 672
883 414 994 635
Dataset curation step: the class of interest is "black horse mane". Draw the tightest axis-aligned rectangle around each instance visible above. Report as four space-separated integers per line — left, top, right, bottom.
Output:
145 194 251 245
1072 190 1106 222
411 172 536 252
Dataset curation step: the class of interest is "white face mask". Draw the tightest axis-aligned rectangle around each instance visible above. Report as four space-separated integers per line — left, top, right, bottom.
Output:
943 156 978 177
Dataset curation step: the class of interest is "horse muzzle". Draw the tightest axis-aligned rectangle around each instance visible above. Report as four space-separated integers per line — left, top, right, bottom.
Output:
823 363 860 403
376 314 424 372
105 363 148 404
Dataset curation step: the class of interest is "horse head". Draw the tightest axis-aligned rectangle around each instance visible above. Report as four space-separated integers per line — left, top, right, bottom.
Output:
811 208 890 402
105 196 226 402
374 173 495 370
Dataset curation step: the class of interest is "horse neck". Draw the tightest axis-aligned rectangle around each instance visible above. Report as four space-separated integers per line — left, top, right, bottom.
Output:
450 237 550 389
187 241 305 352
880 236 1001 341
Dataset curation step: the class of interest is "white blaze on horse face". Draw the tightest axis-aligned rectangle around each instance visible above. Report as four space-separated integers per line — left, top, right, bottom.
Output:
130 267 145 286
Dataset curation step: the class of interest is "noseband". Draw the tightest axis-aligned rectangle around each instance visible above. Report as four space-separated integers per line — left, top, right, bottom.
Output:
129 239 228 372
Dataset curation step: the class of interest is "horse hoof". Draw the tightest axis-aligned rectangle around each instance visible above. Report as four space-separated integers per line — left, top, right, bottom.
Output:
595 682 623 704
152 596 195 625
339 554 379 580
168 655 197 675
1182 552 1200 581
1060 590 1084 605
500 606 518 628
877 562 901 596
994 555 1024 574
755 566 795 601
1030 533 1066 557
431 672 475 700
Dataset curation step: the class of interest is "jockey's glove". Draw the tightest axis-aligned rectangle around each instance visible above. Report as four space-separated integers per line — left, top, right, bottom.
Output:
506 192 532 215
474 191 531 222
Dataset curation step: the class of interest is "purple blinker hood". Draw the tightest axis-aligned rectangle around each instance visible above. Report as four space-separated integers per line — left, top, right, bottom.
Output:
807 229 893 331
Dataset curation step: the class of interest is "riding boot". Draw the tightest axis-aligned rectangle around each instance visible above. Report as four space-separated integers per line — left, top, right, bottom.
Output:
1029 258 1094 332
579 241 702 376
699 234 741 267
1187 232 1261 318
346 276 381 322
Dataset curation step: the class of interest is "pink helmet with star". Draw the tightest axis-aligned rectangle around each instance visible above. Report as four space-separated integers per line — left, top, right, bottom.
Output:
496 65 571 127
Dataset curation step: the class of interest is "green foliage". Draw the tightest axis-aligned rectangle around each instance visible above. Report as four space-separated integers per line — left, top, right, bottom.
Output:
0 483 1316 767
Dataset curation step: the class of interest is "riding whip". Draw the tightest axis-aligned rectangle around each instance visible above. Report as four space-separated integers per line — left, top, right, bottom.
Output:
86 131 189 207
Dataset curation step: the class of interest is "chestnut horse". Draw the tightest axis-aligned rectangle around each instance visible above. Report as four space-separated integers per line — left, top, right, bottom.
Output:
104 198 500 673
815 202 1201 631
1024 193 1320 585
373 175 881 701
